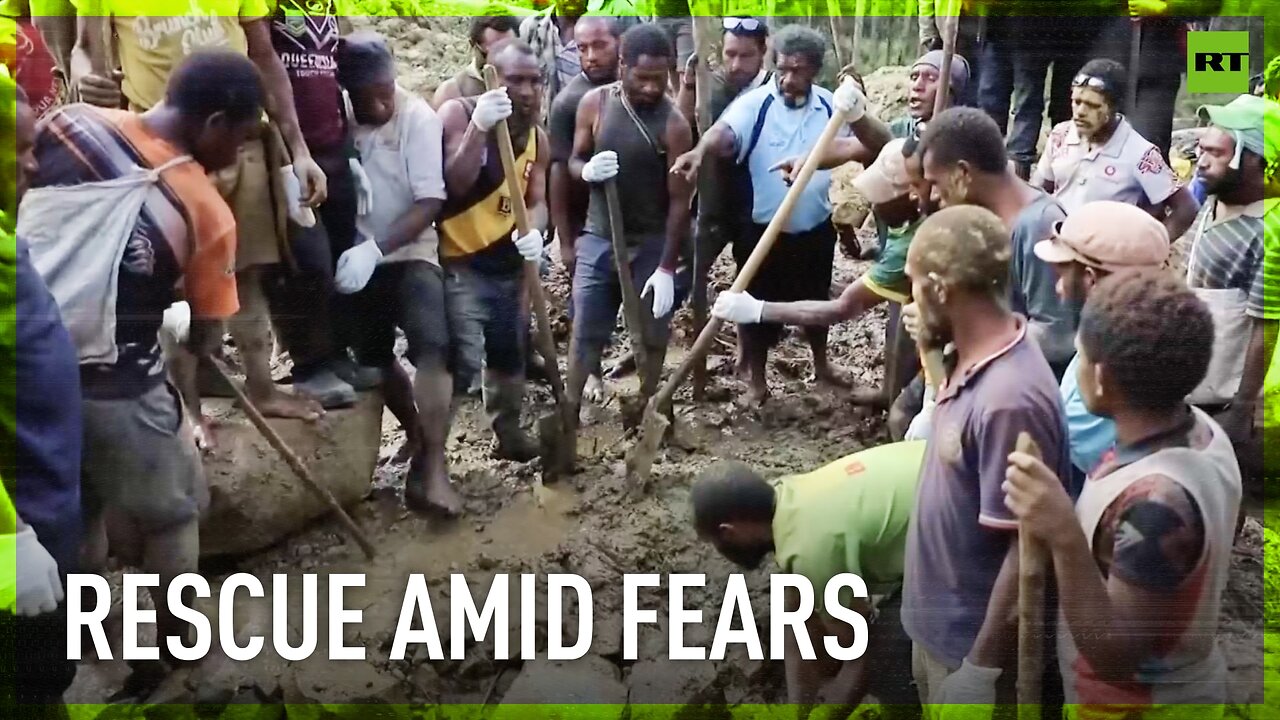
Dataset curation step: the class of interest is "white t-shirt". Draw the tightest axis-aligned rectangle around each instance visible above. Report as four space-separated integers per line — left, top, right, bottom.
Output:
354 86 447 266
1033 116 1179 215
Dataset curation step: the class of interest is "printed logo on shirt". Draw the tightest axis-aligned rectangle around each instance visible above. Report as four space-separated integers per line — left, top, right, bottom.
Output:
1138 147 1170 176
498 196 512 216
134 1 232 55
842 460 866 476
937 422 963 466
1187 31 1250 94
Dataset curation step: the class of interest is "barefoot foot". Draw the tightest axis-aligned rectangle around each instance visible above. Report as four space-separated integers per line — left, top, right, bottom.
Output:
248 389 325 421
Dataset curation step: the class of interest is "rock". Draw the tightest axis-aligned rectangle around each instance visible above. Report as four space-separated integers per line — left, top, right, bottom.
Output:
281 659 406 704
198 392 385 557
626 659 721 706
498 655 627 707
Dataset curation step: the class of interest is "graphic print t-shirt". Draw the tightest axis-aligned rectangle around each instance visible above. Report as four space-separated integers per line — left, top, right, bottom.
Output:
270 0 344 153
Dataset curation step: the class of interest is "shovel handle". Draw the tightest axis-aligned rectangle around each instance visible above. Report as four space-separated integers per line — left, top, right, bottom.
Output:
650 107 850 410
603 179 652 385
482 66 569 411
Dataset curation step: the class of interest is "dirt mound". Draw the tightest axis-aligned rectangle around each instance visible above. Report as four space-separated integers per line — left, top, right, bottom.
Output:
830 65 913 228
351 16 471 96
198 392 384 557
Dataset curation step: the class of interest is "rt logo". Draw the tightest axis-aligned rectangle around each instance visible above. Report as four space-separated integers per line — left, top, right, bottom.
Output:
1187 31 1251 93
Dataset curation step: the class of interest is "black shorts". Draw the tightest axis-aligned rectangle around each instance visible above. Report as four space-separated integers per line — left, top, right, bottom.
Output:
351 261 451 370
732 221 836 305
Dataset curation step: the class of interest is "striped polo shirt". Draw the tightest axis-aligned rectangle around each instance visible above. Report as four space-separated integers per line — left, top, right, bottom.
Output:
31 104 239 398
1187 197 1279 320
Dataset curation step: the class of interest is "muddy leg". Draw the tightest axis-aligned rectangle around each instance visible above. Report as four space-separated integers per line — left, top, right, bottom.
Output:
142 519 199 668
382 362 423 459
806 325 851 389
411 359 462 516
739 325 770 405
229 265 323 420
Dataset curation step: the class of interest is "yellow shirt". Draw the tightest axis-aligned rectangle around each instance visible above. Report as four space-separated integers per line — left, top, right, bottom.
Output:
73 0 268 111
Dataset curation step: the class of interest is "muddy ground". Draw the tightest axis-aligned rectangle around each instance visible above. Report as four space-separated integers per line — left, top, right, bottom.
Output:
64 17 1271 716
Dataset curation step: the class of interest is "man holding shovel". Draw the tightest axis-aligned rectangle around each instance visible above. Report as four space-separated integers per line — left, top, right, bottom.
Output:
567 23 693 411
438 40 548 463
898 205 1069 713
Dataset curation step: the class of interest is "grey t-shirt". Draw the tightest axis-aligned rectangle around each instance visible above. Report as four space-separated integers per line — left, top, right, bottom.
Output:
1010 191 1077 373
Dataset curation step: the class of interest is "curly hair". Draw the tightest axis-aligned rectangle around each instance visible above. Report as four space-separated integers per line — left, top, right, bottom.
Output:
1078 269 1213 411
919 106 1007 174
773 24 826 71
690 461 775 534
908 205 1010 298
620 22 673 66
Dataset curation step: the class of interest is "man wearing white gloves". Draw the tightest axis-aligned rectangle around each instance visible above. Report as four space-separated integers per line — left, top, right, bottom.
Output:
438 40 550 462
566 24 693 408
337 34 462 515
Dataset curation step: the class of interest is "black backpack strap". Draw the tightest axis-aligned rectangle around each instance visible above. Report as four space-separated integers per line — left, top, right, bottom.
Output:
742 93 775 162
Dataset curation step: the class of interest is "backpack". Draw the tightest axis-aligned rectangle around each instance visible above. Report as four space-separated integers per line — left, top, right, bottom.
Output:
18 155 193 365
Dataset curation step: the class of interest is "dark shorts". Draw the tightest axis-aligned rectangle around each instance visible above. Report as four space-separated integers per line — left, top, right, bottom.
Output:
571 232 687 369
445 261 527 382
732 221 836 305
0 605 77 706
351 260 451 370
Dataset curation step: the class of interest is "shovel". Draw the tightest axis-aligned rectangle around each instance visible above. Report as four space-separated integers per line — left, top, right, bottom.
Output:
1015 432 1048 719
483 66 575 481
626 105 851 493
603 179 658 427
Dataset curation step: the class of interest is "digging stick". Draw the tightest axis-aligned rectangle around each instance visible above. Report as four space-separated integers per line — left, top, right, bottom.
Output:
932 3 960 121
1016 431 1048 719
482 65 575 478
626 105 851 492
207 356 376 560
691 14 715 401
1127 19 1142 114
603 179 654 392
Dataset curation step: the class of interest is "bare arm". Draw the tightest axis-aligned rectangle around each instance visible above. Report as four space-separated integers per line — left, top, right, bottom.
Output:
568 89 603 182
660 114 695 271
675 61 697 130
440 100 489 196
69 14 122 108
243 19 310 162
432 79 461 111
526 127 551 232
1234 317 1277 410
1154 186 1199 241
550 163 580 260
33 16 76 78
965 537 1020 671
377 198 444 255
813 598 876 709
761 277 886 326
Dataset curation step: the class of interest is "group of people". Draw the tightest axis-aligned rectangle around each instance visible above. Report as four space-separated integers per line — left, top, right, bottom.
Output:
0 3 1275 717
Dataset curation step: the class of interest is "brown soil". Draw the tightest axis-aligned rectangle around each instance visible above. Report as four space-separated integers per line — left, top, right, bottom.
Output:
62 20 1271 715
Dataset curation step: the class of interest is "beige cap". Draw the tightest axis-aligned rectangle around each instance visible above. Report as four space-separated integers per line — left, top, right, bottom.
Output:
853 138 911 205
1033 201 1170 272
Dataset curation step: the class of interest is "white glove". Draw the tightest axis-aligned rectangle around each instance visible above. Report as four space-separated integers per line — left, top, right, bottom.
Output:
334 239 383 294
902 302 921 343
581 151 619 183
472 87 513 132
161 301 192 344
933 659 1001 707
512 228 544 262
14 527 63 616
834 77 868 121
279 165 317 228
905 383 936 441
349 158 374 216
641 268 675 318
712 290 764 324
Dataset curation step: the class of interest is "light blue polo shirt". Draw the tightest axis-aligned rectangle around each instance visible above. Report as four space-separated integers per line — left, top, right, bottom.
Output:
1060 353 1116 476
719 81 846 234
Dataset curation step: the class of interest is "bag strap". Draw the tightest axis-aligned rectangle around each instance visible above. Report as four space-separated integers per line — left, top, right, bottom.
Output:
742 93 775 162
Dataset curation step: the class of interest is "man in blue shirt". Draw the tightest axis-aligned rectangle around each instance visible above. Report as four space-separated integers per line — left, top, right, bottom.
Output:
669 25 872 404
1031 200 1171 490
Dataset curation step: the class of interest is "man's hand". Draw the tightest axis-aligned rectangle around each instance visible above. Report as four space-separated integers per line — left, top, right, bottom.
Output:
905 383 936 441
641 268 675 318
669 148 703 183
334 239 383 294
292 155 328 206
191 415 218 452
560 239 576 277
76 69 124 107
13 527 63 617
512 228 544 263
934 659 1001 709
769 156 804 186
902 302 921 342
350 159 374 216
712 290 765 324
280 165 318 227
1214 404 1255 447
833 77 868 122
1004 451 1077 544
472 87 513 132
581 150 619 183
682 52 699 89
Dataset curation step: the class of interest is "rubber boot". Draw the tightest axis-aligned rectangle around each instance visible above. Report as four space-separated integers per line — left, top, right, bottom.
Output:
484 370 540 462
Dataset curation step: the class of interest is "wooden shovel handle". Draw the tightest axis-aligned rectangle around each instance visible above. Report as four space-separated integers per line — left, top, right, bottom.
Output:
482 65 569 412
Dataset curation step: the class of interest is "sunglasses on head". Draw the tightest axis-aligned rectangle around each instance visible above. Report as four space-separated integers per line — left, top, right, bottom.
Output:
1072 73 1111 93
724 17 763 32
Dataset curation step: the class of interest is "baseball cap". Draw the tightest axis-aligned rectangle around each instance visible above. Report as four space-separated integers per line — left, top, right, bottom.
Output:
853 138 911 205
1034 201 1169 272
1197 94 1280 168
913 49 970 98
